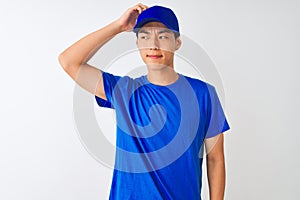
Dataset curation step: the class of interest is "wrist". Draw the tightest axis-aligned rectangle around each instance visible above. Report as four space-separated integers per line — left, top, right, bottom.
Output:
111 19 126 33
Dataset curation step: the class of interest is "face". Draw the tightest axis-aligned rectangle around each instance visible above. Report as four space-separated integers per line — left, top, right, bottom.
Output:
136 22 181 70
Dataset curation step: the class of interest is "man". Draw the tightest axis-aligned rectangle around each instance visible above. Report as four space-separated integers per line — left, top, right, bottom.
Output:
59 4 230 200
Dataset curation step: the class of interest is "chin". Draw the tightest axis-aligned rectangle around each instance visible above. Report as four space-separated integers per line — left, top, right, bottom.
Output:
145 62 171 71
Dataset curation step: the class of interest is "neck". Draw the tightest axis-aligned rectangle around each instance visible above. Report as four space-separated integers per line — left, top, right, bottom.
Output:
146 66 179 86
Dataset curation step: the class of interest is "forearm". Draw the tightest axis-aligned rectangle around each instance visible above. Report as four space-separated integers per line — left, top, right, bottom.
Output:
59 20 122 68
206 157 226 200
58 3 147 98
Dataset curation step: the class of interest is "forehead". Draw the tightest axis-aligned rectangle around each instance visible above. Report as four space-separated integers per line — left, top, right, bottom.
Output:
142 21 168 28
138 22 172 34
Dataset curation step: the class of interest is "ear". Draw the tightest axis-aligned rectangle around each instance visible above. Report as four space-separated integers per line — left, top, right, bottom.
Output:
175 38 181 50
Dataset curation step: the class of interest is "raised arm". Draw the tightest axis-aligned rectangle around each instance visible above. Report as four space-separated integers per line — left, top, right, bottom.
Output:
58 3 148 100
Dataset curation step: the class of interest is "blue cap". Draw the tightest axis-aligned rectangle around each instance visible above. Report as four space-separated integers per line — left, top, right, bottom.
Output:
133 5 180 36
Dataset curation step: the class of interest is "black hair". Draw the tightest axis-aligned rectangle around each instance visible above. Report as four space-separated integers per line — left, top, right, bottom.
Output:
173 31 180 39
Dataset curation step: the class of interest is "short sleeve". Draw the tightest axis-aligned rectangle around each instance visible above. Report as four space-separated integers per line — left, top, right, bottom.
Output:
94 70 121 109
95 95 112 108
204 85 230 138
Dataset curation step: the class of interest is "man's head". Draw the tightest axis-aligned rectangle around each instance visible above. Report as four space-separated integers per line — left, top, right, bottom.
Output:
133 5 180 38
133 5 181 68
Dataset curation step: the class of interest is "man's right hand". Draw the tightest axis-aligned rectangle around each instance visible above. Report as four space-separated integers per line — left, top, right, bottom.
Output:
116 3 148 32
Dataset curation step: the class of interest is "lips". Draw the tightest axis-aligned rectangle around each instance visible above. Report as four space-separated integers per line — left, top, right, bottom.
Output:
146 55 163 59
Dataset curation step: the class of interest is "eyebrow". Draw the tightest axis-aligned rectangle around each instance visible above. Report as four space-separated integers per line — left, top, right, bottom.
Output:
158 29 172 34
138 28 172 35
138 29 150 34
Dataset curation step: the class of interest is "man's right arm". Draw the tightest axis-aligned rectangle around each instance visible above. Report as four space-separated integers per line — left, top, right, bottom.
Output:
58 3 148 100
58 20 122 100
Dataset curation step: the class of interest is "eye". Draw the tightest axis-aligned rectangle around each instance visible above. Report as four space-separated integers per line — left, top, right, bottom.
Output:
139 35 148 39
159 35 169 39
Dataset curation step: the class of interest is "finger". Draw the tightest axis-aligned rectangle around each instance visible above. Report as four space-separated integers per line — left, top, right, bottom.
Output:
135 5 142 14
138 3 148 10
135 3 148 13
139 4 148 11
141 5 148 11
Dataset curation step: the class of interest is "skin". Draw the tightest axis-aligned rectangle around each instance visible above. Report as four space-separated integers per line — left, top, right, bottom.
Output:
58 3 226 200
136 22 182 86
205 133 226 200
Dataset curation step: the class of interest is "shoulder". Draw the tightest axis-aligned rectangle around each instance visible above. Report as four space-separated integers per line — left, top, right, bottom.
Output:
102 71 138 85
181 74 215 95
104 72 147 92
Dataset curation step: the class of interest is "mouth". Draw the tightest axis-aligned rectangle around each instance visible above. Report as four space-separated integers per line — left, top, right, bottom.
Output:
146 54 163 59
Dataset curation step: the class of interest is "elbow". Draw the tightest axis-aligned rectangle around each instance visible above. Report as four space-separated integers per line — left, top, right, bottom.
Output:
206 153 225 166
58 52 70 69
58 52 82 73
58 52 81 80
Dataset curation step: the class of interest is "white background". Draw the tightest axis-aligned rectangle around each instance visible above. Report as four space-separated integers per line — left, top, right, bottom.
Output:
1 0 299 199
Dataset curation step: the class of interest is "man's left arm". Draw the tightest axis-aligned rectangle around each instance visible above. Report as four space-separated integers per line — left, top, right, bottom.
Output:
205 133 226 200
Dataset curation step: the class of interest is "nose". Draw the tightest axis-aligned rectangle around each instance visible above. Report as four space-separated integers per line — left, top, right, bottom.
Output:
149 37 159 50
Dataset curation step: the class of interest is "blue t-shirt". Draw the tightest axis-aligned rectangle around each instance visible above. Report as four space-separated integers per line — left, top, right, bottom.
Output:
95 71 230 200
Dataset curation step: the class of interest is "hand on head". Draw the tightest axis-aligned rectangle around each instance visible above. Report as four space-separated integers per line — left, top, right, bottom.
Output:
117 3 148 32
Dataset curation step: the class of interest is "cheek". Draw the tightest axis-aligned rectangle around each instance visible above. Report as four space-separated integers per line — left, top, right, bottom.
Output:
159 41 176 52
138 50 148 61
161 43 176 54
160 51 174 62
139 49 147 56
137 43 150 52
